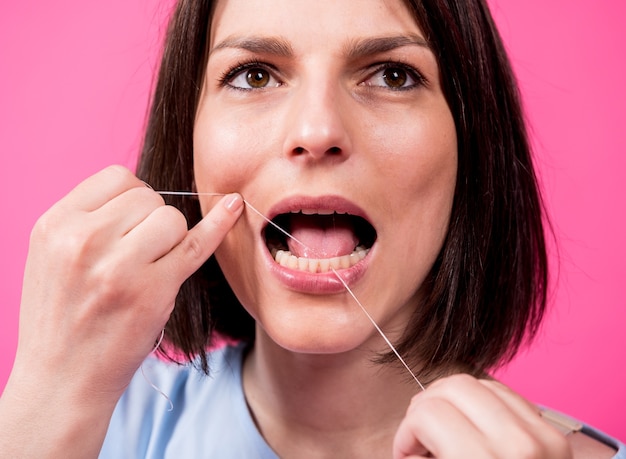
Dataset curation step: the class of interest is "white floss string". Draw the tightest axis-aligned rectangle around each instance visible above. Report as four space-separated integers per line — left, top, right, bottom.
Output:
150 190 426 404
141 328 174 411
156 191 308 250
329 267 426 391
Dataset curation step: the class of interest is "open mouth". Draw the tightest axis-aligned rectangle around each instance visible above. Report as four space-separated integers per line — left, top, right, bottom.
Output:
264 211 377 273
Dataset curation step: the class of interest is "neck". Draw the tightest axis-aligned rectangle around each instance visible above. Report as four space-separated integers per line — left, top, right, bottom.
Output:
242 330 423 458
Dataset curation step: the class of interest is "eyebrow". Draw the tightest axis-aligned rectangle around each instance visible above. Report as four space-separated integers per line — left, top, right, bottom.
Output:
344 35 431 59
210 36 294 57
210 34 430 59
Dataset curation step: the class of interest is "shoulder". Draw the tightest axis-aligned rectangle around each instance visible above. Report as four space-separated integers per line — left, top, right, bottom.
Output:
541 409 625 459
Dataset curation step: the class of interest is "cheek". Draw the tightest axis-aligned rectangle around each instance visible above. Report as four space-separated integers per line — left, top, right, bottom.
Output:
368 108 457 201
371 109 457 260
404 121 457 233
193 107 270 210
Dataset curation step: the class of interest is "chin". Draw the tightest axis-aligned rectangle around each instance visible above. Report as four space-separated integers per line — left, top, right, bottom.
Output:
251 294 381 355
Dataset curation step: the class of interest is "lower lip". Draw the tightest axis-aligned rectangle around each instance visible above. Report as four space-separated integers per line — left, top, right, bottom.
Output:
262 245 370 294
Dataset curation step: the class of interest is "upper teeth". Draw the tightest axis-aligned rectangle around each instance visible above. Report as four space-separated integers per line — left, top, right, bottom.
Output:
296 209 347 216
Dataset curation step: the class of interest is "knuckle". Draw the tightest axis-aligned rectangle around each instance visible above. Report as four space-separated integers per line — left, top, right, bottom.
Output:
30 210 58 244
31 200 80 243
58 235 100 276
163 204 188 229
179 232 205 260
203 211 236 239
100 165 144 192
407 392 447 418
104 164 134 181
205 201 238 230
89 257 143 308
130 185 166 208
155 205 189 241
91 265 123 304
417 395 447 412
429 372 475 393
43 220 115 276
407 391 427 413
447 372 476 385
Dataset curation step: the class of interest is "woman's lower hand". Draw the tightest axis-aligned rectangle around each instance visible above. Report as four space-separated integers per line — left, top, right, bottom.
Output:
393 374 572 459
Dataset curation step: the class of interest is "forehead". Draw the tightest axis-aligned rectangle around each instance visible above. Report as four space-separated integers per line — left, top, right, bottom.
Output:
210 0 422 50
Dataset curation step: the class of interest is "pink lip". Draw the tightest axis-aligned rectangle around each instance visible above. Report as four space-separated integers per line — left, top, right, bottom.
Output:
260 195 374 294
265 195 372 221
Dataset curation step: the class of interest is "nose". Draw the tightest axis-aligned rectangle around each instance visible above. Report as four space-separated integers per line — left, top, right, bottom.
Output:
282 78 351 163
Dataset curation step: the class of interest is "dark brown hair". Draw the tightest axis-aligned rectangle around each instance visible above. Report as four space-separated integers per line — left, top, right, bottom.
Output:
138 0 548 377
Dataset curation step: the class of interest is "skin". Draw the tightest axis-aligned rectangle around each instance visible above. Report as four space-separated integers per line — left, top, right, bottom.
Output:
195 0 457 355
0 167 244 457
0 0 613 457
193 0 575 457
194 0 456 455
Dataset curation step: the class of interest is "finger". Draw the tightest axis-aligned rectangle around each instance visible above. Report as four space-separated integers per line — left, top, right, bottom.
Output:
420 374 531 439
478 379 542 423
120 204 189 263
394 397 485 459
161 193 244 283
417 375 571 458
479 380 571 456
60 165 146 212
95 185 167 238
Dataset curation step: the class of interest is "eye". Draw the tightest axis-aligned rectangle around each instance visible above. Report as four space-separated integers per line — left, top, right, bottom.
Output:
223 63 281 90
362 64 424 90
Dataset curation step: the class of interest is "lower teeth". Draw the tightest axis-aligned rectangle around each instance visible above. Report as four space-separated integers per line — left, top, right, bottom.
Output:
271 246 369 273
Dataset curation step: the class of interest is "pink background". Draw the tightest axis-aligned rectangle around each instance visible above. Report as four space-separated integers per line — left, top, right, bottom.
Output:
1 0 624 441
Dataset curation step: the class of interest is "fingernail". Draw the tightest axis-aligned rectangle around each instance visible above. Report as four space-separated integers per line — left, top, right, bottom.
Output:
224 193 243 212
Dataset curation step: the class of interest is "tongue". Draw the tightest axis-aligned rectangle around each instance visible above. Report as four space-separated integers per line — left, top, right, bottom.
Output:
288 214 359 259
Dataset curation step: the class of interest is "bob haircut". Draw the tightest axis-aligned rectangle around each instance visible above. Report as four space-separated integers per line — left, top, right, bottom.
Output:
138 0 548 377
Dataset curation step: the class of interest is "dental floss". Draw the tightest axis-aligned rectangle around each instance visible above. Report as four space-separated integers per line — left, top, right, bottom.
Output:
140 328 174 411
155 191 307 249
149 190 426 405
330 267 426 391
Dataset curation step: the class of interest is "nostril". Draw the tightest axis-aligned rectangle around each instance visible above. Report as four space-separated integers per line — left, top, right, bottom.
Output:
290 145 343 158
327 146 341 155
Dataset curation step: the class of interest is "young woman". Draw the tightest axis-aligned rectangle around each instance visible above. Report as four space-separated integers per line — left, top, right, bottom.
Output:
0 0 623 457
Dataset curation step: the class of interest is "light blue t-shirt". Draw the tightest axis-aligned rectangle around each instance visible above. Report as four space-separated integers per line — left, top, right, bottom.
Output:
101 343 277 458
101 343 624 458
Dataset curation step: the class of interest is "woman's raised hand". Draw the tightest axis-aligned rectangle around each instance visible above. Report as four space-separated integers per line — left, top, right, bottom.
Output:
0 165 243 458
393 374 572 459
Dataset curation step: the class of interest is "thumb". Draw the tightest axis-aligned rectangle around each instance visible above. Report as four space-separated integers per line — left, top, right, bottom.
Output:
165 193 244 284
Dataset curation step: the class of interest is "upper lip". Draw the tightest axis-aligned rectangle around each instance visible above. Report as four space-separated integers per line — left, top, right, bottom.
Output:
265 195 372 222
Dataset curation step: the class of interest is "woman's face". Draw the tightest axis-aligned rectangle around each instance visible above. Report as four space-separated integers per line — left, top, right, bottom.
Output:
194 0 457 354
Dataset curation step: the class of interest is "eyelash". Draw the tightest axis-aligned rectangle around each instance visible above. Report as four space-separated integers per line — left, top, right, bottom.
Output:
365 61 427 90
218 60 279 90
217 59 426 91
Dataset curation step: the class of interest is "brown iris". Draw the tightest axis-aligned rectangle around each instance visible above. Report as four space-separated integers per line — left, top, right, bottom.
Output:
382 68 407 88
246 69 271 88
